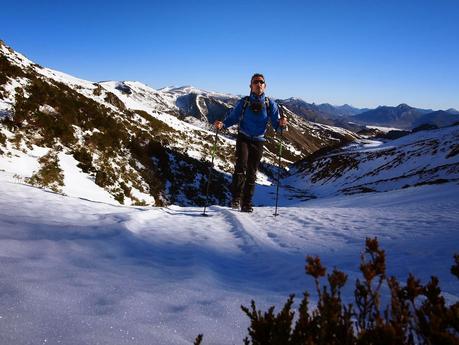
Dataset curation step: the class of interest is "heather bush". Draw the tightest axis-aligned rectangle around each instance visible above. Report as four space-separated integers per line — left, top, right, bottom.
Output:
72 147 95 174
0 132 6 145
196 238 459 345
0 53 26 85
26 150 64 193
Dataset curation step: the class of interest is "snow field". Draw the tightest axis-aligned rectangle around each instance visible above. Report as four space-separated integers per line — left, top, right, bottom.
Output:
0 176 458 344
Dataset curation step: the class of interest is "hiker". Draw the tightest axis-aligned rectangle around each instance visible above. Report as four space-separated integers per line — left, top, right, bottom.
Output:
214 73 288 212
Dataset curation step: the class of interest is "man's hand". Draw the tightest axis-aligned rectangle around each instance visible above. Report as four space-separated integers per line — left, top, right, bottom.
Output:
214 121 223 130
279 117 288 128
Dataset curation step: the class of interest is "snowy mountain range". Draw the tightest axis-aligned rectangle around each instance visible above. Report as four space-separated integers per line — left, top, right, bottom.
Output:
279 97 366 131
0 39 357 206
280 99 459 131
351 103 459 129
1 38 458 208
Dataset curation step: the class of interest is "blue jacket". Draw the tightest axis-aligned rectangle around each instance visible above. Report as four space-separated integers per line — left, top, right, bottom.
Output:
223 93 281 141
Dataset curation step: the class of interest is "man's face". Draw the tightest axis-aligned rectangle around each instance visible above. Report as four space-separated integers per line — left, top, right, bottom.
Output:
250 77 266 96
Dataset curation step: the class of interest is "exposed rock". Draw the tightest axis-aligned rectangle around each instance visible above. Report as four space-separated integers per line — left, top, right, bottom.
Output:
104 91 126 110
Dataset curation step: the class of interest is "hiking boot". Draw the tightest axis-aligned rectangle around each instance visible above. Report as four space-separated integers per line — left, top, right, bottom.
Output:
241 204 253 213
231 199 240 210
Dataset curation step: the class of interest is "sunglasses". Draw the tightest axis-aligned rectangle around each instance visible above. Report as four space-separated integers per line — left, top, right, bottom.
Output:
252 79 265 85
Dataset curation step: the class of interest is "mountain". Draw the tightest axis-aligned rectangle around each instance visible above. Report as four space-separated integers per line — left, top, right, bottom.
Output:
351 103 459 130
279 97 365 132
316 102 368 117
351 103 433 129
0 40 358 207
286 124 459 197
412 110 459 128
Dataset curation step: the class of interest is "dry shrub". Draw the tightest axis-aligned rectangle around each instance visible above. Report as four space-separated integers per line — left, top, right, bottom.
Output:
196 238 459 345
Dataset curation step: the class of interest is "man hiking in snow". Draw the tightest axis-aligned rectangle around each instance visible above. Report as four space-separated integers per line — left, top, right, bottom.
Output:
215 73 288 212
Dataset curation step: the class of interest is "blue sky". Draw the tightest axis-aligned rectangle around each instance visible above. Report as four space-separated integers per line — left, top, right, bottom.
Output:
1 0 458 110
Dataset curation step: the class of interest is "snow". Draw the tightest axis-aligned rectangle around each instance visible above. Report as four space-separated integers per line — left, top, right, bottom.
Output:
58 152 116 204
39 68 96 90
99 81 176 113
314 122 357 137
0 100 11 116
366 125 404 132
161 85 237 99
0 143 48 181
0 77 30 113
287 125 459 197
342 139 385 151
0 44 34 69
0 172 458 344
38 104 58 115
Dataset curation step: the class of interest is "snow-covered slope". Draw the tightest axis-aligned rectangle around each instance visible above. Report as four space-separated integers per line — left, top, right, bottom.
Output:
0 172 458 344
286 124 459 197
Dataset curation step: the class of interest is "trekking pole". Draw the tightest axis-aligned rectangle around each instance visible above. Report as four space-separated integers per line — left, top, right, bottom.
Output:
273 127 284 217
202 127 220 216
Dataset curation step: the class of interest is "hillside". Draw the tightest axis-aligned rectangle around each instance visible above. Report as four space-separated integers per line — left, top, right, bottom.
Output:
285 124 459 197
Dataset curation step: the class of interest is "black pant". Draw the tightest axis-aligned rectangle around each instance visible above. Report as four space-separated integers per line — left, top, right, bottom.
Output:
231 133 264 205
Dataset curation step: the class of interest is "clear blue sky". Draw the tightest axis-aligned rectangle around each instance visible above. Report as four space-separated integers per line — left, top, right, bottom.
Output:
1 0 458 110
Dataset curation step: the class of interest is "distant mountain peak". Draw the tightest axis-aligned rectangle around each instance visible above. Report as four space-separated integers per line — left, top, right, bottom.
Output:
158 85 176 92
286 97 304 102
168 85 204 94
397 103 412 110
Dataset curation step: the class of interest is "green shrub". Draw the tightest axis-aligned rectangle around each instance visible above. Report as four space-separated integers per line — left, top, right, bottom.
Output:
132 199 147 206
11 75 129 149
196 238 459 345
114 192 124 204
104 91 126 110
127 139 166 204
11 132 24 150
0 54 26 85
119 182 131 198
26 151 64 192
92 83 102 96
72 147 95 173
134 110 174 136
0 132 6 145
34 110 76 146
95 170 113 188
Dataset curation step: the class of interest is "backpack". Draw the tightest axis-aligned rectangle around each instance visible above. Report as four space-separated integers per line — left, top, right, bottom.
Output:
239 96 271 124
